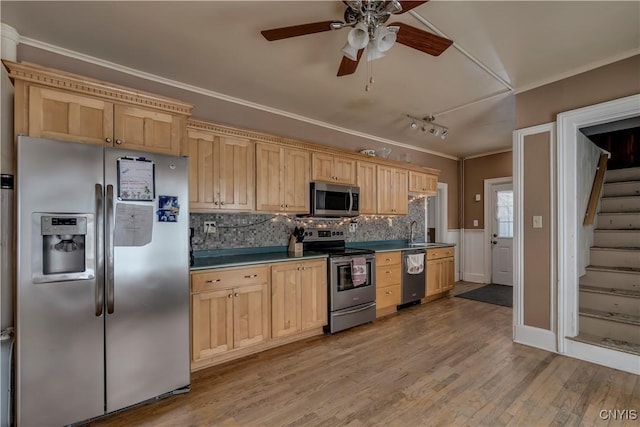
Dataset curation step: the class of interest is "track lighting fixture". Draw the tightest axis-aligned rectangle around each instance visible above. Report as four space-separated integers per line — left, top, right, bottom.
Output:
406 114 449 140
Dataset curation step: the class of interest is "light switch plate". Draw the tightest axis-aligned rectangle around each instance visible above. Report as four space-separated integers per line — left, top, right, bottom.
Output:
473 219 479 227
533 216 543 229
475 193 481 202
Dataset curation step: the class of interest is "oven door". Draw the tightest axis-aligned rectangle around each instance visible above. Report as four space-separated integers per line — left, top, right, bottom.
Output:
329 255 376 311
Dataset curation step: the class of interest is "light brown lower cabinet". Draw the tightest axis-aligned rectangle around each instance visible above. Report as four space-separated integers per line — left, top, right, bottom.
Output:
375 251 402 317
425 247 455 297
190 259 327 371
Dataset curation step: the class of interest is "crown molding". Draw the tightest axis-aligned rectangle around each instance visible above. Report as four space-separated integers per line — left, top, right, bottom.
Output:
463 148 513 160
17 35 459 161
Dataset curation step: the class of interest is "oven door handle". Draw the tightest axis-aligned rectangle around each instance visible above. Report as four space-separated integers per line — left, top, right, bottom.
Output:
332 302 376 317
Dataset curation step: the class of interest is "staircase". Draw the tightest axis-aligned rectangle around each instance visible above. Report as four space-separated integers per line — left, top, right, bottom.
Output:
574 167 640 355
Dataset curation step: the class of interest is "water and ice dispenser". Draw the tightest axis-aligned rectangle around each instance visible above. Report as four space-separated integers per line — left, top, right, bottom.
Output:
32 213 95 283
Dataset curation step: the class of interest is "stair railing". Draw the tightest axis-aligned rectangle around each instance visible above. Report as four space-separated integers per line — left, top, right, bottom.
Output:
583 152 610 226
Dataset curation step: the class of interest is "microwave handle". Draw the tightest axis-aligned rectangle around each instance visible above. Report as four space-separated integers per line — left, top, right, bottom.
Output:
348 188 353 213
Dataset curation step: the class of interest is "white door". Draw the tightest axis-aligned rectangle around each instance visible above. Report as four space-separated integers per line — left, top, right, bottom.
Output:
491 183 514 285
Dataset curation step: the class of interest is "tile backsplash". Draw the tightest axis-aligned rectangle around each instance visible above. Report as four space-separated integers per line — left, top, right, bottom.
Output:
191 197 426 251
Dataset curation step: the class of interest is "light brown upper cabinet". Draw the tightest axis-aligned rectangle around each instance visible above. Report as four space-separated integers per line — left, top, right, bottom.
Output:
6 61 193 156
357 161 377 215
188 127 255 211
311 153 357 185
408 171 438 195
377 166 408 215
256 143 310 213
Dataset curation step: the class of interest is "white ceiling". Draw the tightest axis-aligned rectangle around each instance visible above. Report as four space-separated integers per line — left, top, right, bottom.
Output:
2 1 639 158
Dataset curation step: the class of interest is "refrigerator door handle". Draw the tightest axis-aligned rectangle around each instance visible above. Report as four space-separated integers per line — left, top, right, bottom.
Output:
95 184 104 316
106 184 115 314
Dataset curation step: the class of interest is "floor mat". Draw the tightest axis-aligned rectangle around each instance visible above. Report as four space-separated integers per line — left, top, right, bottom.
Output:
455 284 513 307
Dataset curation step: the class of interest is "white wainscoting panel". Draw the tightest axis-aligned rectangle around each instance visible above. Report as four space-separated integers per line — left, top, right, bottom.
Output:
443 229 461 282
462 229 486 283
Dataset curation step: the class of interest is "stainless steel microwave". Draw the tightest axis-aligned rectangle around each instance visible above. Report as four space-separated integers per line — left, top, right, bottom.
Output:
310 182 360 217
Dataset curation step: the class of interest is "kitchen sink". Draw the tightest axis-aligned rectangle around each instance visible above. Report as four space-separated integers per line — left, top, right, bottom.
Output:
408 242 440 247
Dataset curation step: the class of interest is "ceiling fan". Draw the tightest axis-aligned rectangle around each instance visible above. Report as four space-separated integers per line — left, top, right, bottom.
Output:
261 1 453 77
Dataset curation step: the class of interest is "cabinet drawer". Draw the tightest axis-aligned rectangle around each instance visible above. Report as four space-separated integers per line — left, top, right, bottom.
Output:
376 251 401 267
191 266 269 293
376 284 401 309
426 247 455 260
376 265 402 287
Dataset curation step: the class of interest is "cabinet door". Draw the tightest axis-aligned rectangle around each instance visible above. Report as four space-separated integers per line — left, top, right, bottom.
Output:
113 104 182 155
29 86 113 146
191 289 233 361
426 259 443 296
300 261 327 330
357 161 377 214
408 171 428 193
442 257 455 291
218 136 255 210
284 148 310 213
188 130 217 209
233 284 270 349
256 143 285 211
393 168 409 215
377 165 394 215
311 152 335 183
333 156 357 185
425 174 438 194
271 264 302 338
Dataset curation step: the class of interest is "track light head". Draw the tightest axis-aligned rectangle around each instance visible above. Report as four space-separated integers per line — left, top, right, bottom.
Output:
410 121 418 129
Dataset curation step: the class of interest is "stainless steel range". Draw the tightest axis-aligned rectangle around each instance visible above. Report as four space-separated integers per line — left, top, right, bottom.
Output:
302 228 376 333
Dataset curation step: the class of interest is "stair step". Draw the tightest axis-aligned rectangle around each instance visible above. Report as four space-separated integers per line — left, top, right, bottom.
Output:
602 181 640 197
600 195 640 213
589 247 640 269
579 311 640 343
580 286 640 316
597 212 640 230
594 230 640 248
579 284 640 298
582 266 640 291
606 167 640 183
570 332 640 356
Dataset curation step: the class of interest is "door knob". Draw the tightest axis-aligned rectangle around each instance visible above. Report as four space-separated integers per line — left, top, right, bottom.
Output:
493 233 497 238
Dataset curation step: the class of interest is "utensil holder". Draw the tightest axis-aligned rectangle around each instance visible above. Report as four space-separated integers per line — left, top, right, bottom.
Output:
288 235 303 256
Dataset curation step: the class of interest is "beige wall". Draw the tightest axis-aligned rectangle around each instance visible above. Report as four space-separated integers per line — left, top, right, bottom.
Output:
462 151 512 230
16 44 461 230
516 54 640 332
522 133 551 329
517 55 640 129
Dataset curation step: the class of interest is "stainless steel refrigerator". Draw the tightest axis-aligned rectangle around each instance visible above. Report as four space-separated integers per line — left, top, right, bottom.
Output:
16 136 190 426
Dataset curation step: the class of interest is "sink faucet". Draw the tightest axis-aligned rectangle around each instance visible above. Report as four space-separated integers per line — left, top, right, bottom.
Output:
409 220 417 244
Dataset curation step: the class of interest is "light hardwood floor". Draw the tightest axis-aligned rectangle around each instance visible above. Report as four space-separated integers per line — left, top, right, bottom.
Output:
88 283 639 427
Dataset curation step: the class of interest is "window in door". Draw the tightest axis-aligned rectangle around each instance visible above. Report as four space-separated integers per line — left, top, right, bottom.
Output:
496 190 513 238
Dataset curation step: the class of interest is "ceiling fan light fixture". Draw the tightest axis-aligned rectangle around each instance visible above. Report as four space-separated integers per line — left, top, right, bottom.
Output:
383 0 403 14
341 42 360 61
367 41 385 61
374 26 397 53
347 22 369 49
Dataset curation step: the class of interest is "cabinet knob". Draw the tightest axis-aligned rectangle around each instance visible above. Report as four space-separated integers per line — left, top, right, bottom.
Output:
385 258 391 261
385 290 393 295
281 204 285 208
115 139 123 145
244 274 258 279
105 137 112 144
386 270 391 274
220 201 225 205
234 292 239 297
205 279 220 283
214 201 219 205
227 294 233 298
285 204 288 208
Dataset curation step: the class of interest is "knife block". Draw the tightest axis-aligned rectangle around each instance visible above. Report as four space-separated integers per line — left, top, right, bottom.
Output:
288 235 303 256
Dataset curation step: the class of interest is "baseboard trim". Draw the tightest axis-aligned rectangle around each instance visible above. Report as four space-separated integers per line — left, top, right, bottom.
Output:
462 272 485 283
514 325 557 353
563 338 640 375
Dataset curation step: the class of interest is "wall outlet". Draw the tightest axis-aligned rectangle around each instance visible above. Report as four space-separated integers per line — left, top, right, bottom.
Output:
204 221 217 234
349 222 357 233
387 218 393 227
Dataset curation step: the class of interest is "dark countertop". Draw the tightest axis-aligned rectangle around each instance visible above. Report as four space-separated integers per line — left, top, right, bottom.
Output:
191 241 456 270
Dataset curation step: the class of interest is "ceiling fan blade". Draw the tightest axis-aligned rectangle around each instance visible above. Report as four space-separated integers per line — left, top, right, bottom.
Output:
337 49 364 76
397 1 430 13
390 22 453 56
261 21 337 41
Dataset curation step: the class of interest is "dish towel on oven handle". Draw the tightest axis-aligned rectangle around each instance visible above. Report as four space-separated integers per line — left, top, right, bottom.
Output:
406 253 425 275
351 257 367 286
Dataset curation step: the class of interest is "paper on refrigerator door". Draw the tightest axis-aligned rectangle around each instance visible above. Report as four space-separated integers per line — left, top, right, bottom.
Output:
114 203 153 246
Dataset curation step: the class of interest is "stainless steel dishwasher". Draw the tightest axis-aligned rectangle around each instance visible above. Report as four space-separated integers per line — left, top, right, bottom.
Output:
401 249 426 304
